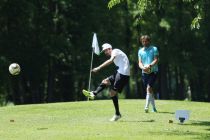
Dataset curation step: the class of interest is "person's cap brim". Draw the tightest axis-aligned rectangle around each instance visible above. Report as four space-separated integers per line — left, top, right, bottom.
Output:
101 48 109 53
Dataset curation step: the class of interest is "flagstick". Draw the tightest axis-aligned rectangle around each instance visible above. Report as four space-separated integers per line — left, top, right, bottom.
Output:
87 32 99 101
87 50 94 101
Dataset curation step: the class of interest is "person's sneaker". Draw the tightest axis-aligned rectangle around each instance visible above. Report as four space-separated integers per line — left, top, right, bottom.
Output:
144 108 149 113
152 108 157 112
109 114 122 122
82 89 95 100
89 92 95 100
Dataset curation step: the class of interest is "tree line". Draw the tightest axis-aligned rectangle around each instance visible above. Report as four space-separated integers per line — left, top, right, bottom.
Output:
0 0 209 105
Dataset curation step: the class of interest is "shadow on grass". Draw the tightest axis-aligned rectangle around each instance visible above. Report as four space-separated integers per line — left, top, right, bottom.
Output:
37 128 48 130
206 128 210 131
120 119 155 123
120 120 210 139
157 111 174 114
159 131 210 139
184 120 210 127
171 120 210 139
191 120 210 126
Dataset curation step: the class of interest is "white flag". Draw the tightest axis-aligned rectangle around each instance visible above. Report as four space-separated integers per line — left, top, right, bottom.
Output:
92 33 100 55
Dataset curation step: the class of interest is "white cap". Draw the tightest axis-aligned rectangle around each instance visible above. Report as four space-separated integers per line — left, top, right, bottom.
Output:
102 43 112 51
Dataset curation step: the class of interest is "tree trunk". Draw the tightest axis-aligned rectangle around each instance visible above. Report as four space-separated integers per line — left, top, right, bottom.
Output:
47 58 55 102
159 63 169 99
124 0 131 98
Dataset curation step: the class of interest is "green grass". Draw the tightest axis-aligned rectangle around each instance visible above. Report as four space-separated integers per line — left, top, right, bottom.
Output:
0 100 210 140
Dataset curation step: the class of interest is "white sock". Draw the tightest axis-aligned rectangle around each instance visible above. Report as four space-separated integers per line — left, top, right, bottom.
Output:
150 94 156 109
145 93 151 109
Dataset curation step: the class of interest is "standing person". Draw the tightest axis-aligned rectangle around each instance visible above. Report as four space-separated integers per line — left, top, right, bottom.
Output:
138 35 159 113
83 43 130 121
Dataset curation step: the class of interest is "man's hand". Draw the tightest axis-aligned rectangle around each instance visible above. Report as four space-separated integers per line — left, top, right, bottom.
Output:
91 67 100 73
143 65 151 74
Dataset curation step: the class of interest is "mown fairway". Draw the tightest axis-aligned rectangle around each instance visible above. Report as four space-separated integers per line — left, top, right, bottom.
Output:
0 100 210 140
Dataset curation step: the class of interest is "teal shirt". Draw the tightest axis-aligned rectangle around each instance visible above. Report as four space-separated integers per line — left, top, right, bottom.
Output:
138 45 159 73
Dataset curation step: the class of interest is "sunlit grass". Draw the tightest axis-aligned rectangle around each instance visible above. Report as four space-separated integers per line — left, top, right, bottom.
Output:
0 100 210 140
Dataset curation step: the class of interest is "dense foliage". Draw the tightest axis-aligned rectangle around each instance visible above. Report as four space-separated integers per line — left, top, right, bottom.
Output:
0 0 209 105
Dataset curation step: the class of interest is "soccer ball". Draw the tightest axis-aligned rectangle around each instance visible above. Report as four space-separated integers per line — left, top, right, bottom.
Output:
9 63 21 75
143 64 151 74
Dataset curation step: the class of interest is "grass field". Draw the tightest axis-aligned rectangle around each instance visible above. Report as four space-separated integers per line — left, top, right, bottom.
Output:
0 99 210 140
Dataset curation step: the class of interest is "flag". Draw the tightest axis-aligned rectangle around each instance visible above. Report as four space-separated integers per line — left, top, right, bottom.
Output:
92 33 100 55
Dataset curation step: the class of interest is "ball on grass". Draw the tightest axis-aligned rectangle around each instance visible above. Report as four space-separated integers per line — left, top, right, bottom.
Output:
168 120 173 123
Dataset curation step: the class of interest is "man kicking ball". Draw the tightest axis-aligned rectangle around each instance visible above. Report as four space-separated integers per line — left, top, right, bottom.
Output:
83 43 130 121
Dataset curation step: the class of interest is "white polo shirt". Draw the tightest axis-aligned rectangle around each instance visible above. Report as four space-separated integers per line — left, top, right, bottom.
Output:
111 49 130 76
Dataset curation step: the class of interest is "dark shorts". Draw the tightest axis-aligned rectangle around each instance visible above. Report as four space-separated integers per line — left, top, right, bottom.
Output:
142 72 158 89
108 71 129 93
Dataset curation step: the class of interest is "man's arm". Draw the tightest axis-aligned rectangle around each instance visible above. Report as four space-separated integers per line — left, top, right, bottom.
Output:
92 56 115 73
149 56 158 67
138 58 145 70
149 47 159 67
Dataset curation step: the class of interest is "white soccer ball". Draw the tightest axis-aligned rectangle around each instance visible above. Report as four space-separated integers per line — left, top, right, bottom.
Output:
143 64 151 74
9 63 21 75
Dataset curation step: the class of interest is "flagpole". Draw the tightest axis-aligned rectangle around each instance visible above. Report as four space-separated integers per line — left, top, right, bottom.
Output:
88 50 94 91
87 33 99 101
